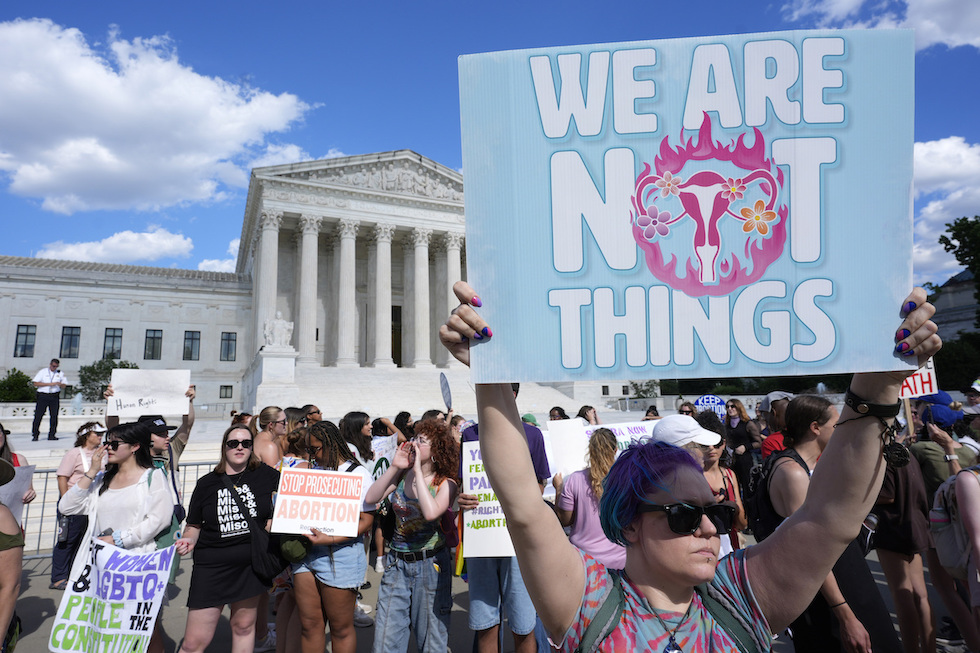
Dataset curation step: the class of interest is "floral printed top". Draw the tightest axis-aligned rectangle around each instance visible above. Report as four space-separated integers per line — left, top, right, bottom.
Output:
557 549 774 652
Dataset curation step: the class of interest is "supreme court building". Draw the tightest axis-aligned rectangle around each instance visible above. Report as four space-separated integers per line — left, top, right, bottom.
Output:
0 150 619 417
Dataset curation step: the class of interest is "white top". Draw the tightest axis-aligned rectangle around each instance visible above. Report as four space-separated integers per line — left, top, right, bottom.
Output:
33 367 67 394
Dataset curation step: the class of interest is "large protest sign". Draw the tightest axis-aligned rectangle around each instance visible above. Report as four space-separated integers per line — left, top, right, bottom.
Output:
272 468 363 537
548 420 652 477
371 434 399 481
107 369 190 417
459 30 914 382
462 441 514 557
49 540 174 653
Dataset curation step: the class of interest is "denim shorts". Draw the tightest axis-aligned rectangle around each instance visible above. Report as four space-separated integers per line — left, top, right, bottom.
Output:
292 537 365 590
467 556 537 635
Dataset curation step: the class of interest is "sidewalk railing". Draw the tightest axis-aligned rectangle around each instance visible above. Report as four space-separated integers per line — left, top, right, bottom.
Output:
20 460 218 559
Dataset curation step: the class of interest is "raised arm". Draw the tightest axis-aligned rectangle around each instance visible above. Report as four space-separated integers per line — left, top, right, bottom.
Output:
747 288 941 631
174 386 196 447
439 281 584 640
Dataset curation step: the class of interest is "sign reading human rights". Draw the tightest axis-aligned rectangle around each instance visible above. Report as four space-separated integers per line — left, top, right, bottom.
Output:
272 468 363 537
107 369 191 418
49 540 174 653
459 30 914 382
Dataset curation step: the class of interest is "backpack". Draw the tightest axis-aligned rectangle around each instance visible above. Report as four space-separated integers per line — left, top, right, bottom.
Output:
745 448 809 541
929 466 980 580
574 570 759 653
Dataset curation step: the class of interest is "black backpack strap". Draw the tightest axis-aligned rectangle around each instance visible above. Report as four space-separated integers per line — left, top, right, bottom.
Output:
695 583 760 653
574 570 625 653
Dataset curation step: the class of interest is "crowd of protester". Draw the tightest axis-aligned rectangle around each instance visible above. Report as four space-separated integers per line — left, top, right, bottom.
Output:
5 285 980 652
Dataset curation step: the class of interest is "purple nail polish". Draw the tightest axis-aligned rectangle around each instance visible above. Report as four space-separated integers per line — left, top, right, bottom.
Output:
904 301 917 314
482 327 492 338
471 296 483 308
473 332 483 341
895 342 909 353
896 329 910 341
902 349 915 357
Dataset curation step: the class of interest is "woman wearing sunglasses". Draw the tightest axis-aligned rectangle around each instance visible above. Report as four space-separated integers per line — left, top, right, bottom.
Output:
289 420 375 653
58 421 173 651
253 405 288 468
174 425 280 653
440 281 940 652
695 411 748 558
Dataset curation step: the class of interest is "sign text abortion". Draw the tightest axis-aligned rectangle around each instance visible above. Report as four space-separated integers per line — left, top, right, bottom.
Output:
272 468 363 537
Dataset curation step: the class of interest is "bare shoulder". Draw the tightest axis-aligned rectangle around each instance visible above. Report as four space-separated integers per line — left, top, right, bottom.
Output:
0 505 17 535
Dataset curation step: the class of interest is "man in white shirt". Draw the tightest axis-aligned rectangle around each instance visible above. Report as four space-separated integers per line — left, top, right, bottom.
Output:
32 358 67 441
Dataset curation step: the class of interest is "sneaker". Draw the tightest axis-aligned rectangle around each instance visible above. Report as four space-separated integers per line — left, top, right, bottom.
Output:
375 558 385 574
356 600 372 615
937 617 964 647
354 605 374 628
254 630 277 652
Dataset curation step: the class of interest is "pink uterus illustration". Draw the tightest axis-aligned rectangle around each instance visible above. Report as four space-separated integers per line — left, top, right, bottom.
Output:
631 114 788 297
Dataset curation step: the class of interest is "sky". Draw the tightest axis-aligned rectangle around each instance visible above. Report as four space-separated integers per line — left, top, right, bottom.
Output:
0 0 977 286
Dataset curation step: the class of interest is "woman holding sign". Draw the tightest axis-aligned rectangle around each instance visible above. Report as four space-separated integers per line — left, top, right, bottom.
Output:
290 420 375 653
365 419 459 653
439 281 941 652
174 425 280 653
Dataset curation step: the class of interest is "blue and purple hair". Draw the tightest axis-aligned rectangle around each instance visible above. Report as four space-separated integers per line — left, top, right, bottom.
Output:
598 439 703 547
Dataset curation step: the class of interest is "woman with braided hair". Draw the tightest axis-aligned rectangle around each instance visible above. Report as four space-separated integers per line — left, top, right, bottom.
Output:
291 420 376 653
554 427 626 568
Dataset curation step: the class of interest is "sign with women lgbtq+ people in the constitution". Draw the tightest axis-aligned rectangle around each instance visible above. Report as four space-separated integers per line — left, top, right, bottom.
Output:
459 29 915 383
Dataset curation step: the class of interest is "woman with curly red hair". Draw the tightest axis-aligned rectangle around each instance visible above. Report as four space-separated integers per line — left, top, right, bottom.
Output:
365 418 459 653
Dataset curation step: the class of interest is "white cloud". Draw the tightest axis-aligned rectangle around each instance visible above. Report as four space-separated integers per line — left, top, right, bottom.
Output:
911 136 980 284
36 227 193 263
197 238 241 273
248 144 312 170
783 0 980 50
0 18 311 214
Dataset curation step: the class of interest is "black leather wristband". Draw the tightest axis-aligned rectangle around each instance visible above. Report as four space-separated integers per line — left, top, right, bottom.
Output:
844 388 901 419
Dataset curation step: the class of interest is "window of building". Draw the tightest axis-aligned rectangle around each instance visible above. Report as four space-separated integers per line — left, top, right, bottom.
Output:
144 329 163 360
601 385 609 396
219 385 233 399
103 328 123 359
220 332 237 361
60 326 81 359
622 385 630 395
14 325 36 358
183 331 201 361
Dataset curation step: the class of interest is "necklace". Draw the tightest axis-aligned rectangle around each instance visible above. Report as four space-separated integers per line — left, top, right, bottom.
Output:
228 469 247 489
652 600 694 653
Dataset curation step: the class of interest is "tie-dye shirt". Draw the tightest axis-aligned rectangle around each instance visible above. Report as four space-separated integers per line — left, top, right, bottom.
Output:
390 477 444 553
558 549 774 652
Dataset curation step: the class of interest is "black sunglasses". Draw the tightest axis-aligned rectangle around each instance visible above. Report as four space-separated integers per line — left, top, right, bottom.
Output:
636 502 736 535
306 444 322 456
105 440 125 450
225 439 253 450
679 409 693 415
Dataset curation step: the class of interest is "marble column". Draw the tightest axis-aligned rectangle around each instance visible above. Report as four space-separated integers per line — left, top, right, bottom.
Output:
296 214 322 365
372 223 396 367
444 232 464 367
412 227 433 368
335 219 360 367
253 211 282 355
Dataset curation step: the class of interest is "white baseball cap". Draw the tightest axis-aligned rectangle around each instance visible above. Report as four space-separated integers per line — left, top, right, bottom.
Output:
652 414 723 447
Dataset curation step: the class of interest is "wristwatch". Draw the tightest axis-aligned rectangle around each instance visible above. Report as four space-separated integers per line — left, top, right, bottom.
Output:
944 454 957 462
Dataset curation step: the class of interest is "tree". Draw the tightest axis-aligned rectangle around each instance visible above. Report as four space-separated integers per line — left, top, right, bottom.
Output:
939 215 980 327
0 368 35 402
934 332 980 392
77 358 139 401
628 380 660 398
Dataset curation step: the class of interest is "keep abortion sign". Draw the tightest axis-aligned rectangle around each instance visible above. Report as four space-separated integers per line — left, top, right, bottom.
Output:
459 29 914 382
272 468 363 537
49 540 174 653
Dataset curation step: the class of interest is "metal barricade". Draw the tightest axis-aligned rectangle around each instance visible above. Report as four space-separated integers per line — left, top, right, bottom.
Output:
20 460 218 559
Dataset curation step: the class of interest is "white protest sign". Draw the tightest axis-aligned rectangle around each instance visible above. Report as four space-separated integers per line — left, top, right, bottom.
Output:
272 468 363 537
370 434 399 481
900 358 937 399
462 441 514 558
107 369 190 418
49 540 174 653
0 466 34 526
548 420 653 477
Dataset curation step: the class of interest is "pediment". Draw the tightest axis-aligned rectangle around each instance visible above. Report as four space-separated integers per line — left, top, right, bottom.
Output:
255 150 463 203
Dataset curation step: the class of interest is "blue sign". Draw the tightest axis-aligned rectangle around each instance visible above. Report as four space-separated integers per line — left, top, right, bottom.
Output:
459 29 914 383
695 394 726 419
